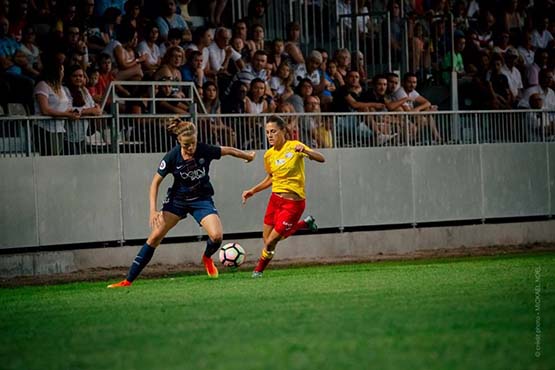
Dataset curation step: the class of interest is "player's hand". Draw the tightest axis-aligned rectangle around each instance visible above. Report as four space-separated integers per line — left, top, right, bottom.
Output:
149 210 163 229
242 190 254 205
245 151 256 162
294 144 305 153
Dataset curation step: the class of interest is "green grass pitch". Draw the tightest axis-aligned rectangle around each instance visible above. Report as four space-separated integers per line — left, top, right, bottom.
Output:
1 253 553 370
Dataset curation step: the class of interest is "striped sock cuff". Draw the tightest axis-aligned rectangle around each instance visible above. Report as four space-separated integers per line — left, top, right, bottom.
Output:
261 249 275 260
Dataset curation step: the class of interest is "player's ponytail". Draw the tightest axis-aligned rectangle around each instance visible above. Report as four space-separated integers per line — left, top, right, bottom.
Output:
166 118 197 137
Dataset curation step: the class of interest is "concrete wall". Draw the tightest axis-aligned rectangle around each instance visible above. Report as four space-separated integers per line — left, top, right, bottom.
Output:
1 220 554 278
1 144 554 250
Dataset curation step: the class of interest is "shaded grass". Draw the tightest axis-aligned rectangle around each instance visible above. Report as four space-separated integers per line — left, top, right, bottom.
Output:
0 253 553 370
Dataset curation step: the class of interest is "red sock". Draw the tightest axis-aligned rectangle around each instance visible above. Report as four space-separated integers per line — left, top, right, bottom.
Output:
254 249 274 272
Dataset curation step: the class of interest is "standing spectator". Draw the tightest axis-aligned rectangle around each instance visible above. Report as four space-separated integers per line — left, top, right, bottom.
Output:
63 64 102 154
441 34 466 85
33 62 80 155
8 0 29 41
245 0 266 28
156 0 188 43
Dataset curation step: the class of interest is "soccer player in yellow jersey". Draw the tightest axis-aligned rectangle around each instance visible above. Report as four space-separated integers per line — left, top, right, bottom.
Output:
242 115 325 278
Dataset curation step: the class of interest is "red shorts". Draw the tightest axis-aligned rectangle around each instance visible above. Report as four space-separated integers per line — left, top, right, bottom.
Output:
264 193 306 238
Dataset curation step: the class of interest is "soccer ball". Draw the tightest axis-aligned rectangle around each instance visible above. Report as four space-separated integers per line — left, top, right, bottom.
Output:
219 243 246 267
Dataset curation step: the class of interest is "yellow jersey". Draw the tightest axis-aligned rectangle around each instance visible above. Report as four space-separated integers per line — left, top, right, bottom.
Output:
264 140 309 199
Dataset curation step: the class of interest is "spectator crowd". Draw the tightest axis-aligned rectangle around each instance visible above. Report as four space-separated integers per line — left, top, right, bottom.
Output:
0 0 554 152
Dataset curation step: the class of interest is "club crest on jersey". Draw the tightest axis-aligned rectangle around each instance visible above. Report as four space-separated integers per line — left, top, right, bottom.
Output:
285 152 293 158
275 158 286 165
159 160 166 170
199 158 205 165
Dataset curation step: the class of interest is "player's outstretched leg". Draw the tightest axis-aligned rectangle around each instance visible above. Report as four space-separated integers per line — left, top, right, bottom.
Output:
301 215 318 232
202 238 221 278
107 243 156 288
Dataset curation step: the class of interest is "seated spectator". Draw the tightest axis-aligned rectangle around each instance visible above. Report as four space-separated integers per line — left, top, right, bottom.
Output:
392 72 441 142
518 32 535 68
268 38 285 74
525 49 549 88
155 74 189 114
246 23 266 58
486 53 513 109
293 50 326 96
100 7 122 46
33 62 80 155
225 49 270 96
181 50 206 88
156 0 188 42
501 47 523 103
185 26 212 76
104 25 144 82
61 23 90 69
159 27 184 58
518 69 555 109
269 61 294 104
286 77 314 113
221 80 248 113
231 19 251 60
19 24 42 80
0 15 34 111
63 64 102 154
326 59 344 88
334 48 350 83
531 15 554 50
526 93 555 139
284 21 304 65
246 77 275 114
208 27 244 78
158 45 184 82
136 22 162 78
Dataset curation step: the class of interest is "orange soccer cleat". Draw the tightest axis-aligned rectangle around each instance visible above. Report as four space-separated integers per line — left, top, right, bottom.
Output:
202 255 219 279
107 279 132 288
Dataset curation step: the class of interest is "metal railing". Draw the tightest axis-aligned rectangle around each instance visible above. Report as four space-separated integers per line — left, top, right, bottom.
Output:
2 110 554 157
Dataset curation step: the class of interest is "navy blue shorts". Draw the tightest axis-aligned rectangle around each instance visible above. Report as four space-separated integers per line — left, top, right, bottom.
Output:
162 195 219 224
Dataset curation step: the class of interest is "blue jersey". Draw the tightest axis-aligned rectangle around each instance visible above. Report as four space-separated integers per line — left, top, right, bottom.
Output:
157 143 222 201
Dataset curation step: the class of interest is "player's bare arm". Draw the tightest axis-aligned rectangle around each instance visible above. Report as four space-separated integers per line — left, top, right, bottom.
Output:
221 146 256 162
294 144 326 163
242 174 273 204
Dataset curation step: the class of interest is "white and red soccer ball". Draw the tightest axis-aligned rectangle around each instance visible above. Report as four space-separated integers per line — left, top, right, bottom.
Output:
219 243 246 267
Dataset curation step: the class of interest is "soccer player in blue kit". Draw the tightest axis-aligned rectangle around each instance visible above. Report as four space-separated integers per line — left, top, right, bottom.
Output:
108 119 255 287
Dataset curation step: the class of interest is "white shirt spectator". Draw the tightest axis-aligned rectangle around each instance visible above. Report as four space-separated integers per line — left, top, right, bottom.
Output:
517 46 535 66
101 40 121 64
63 86 96 143
207 41 241 72
34 81 71 133
137 40 161 66
293 63 321 87
518 86 555 109
391 87 420 109
501 65 523 98
269 76 286 96
531 29 554 49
